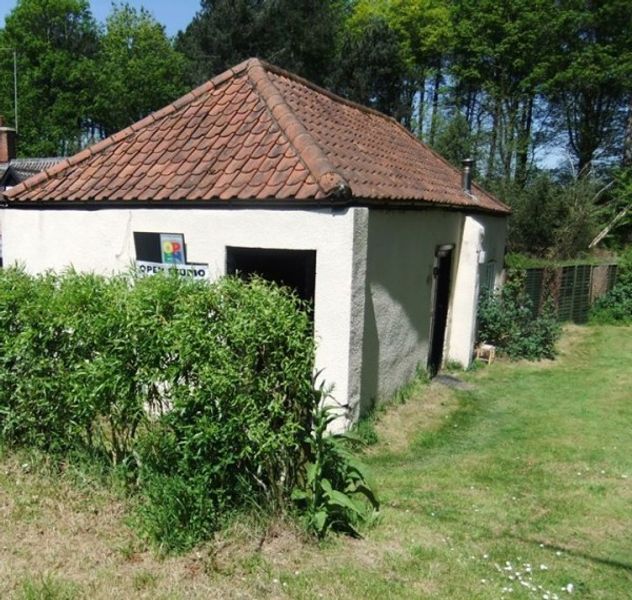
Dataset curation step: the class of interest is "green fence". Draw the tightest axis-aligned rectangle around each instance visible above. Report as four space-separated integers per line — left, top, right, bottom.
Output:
524 263 618 323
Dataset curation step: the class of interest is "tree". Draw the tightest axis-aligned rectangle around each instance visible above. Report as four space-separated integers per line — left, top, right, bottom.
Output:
497 174 568 256
329 15 408 118
495 169 610 258
93 3 188 138
547 0 632 173
176 0 345 86
258 0 346 85
431 111 475 167
0 0 99 156
348 0 452 132
590 168 632 248
175 0 264 85
450 0 558 185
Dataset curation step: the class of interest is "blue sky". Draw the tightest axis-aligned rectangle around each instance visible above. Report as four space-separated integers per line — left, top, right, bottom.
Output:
1 0 201 36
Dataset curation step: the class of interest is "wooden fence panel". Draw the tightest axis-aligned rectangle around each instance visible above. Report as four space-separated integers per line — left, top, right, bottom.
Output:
524 268 544 317
522 263 617 324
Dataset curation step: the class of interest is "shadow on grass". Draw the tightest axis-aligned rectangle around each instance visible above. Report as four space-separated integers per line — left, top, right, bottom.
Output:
422 508 632 577
410 389 484 452
365 389 484 470
514 536 632 574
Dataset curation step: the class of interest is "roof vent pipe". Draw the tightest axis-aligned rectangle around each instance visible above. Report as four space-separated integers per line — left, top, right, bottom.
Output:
462 158 474 194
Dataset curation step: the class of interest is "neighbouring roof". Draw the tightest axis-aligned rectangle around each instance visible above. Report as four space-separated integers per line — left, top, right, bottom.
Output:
1 158 65 188
4 59 509 214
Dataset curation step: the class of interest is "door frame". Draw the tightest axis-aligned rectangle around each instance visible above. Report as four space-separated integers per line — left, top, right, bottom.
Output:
427 244 454 376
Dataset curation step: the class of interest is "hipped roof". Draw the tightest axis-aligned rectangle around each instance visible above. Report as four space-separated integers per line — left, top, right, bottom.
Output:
4 58 509 214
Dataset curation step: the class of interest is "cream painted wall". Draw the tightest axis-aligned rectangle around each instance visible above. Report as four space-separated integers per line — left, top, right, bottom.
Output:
446 213 507 367
3 207 358 426
350 209 465 415
3 204 507 427
475 213 508 291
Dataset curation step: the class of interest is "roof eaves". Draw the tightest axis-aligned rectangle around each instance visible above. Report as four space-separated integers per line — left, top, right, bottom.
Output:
246 58 350 200
2 195 509 215
385 120 510 214
349 196 509 216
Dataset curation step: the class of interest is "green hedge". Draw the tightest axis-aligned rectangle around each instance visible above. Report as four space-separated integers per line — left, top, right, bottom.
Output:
0 269 315 550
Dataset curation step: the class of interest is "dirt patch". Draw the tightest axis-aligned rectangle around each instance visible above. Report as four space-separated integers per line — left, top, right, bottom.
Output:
556 324 590 357
368 383 459 456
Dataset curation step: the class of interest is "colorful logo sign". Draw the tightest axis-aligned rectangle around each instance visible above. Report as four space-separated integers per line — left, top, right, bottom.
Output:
160 233 185 264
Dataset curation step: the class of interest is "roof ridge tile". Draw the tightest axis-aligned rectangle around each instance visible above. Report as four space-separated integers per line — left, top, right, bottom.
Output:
246 59 350 199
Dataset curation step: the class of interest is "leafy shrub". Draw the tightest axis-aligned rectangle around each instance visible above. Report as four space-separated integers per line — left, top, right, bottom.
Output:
589 282 632 324
0 269 170 461
135 276 315 551
0 268 317 551
477 269 561 360
590 246 632 324
292 393 379 539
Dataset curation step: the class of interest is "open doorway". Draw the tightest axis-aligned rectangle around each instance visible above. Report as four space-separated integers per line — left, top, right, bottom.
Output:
226 246 316 309
428 245 453 376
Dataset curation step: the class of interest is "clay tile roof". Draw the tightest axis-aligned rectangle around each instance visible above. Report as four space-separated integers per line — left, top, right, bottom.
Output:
4 59 509 214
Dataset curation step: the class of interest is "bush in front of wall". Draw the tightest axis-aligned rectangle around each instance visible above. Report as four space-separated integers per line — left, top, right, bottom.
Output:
0 269 188 462
0 269 139 458
0 268 317 551
134 276 316 551
589 282 632 324
477 269 561 360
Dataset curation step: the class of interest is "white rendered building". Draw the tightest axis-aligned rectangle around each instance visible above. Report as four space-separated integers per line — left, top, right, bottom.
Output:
1 59 509 427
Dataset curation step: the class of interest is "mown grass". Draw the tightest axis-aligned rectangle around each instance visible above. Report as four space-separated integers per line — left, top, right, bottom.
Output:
1 325 631 598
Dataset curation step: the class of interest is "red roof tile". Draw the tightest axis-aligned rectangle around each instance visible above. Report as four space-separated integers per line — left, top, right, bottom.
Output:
5 58 509 214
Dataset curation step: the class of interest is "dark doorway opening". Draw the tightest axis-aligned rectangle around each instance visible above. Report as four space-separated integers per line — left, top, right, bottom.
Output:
428 246 453 377
226 246 316 308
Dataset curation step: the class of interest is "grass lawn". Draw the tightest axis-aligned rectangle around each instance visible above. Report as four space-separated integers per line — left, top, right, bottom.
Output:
1 325 631 599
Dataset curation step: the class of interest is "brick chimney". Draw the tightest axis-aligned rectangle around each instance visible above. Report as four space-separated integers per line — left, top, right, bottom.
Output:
0 115 17 163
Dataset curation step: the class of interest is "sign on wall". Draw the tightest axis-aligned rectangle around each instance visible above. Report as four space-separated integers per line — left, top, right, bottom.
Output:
136 261 210 279
160 233 185 264
133 231 209 280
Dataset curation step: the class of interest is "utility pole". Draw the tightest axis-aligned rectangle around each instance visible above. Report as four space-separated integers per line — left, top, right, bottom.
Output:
13 50 18 134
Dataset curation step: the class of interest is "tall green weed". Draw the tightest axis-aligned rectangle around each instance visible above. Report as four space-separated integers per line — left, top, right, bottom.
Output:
291 395 379 539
